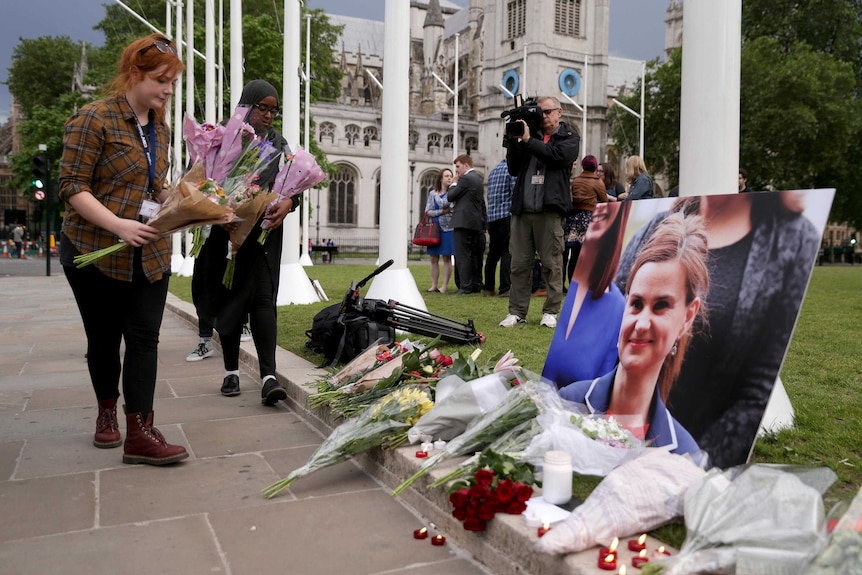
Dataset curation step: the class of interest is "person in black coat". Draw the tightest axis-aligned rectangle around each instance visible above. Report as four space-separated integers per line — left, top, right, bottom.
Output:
447 154 486 294
194 80 300 404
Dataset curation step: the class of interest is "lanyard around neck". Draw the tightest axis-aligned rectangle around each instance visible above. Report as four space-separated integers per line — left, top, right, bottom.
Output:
132 111 157 199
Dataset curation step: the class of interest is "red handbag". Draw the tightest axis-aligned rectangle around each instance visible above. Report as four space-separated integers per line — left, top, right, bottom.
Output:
412 213 441 247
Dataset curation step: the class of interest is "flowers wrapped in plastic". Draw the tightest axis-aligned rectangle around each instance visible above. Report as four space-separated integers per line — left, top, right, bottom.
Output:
534 448 707 556
391 377 564 497
258 146 326 245
640 464 836 575
72 162 236 268
519 407 645 478
262 385 434 499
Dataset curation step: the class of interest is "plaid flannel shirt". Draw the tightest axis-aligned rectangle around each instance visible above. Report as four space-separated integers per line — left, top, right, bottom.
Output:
60 96 172 282
486 160 515 223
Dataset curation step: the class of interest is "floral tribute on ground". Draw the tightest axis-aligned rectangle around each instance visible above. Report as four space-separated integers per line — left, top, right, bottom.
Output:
448 450 536 532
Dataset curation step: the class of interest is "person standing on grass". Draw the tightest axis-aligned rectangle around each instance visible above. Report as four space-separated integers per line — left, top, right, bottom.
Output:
447 154 486 295
424 168 455 293
483 158 515 298
500 96 580 329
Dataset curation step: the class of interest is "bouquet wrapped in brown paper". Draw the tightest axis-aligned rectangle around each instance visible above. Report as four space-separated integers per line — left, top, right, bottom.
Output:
72 161 236 269
221 187 277 288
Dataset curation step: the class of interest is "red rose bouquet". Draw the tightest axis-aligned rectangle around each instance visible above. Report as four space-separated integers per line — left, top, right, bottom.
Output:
448 450 535 532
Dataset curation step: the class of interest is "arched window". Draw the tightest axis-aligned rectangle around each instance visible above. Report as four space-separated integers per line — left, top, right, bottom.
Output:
409 130 419 151
363 126 378 147
419 170 439 215
328 164 357 225
345 124 360 146
427 132 441 153
318 122 335 144
442 134 454 150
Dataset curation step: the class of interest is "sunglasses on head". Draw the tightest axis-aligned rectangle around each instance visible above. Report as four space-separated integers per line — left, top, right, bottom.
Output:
140 40 178 57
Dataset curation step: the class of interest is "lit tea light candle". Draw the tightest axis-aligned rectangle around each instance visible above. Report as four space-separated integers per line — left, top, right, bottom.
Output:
618 565 627 575
431 534 446 546
415 450 428 459
597 552 617 571
599 536 619 559
653 545 671 558
632 549 649 569
413 527 428 540
628 533 647 552
537 523 552 538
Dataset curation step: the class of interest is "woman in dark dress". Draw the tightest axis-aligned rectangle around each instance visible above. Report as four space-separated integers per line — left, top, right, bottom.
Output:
195 80 300 405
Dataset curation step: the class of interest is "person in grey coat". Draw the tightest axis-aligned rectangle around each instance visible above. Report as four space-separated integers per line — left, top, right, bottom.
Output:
447 154 486 294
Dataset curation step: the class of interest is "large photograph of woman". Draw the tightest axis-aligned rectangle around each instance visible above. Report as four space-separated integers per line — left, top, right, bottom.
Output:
545 189 834 469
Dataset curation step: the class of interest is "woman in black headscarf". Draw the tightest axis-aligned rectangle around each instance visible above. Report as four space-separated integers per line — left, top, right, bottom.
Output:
193 79 300 404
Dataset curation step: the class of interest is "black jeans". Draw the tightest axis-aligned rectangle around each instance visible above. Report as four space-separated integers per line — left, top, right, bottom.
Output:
484 216 511 293
63 263 169 414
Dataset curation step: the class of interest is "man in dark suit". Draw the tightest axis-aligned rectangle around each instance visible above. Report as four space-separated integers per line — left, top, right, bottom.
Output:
447 154 486 295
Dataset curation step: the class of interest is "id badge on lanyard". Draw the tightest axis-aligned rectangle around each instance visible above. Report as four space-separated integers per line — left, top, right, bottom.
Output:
134 114 160 220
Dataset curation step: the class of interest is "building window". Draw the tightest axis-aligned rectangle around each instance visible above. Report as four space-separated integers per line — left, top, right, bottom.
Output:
554 0 580 37
427 132 441 153
409 130 419 151
442 134 453 150
363 126 378 147
328 164 357 225
465 136 478 153
318 122 335 144
345 124 360 146
419 171 439 216
507 0 526 40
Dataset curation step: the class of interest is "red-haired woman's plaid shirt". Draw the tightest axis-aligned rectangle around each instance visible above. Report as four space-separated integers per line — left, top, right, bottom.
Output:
59 96 172 282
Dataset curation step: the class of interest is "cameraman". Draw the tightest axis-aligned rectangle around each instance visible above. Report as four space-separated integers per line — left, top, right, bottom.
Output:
499 97 580 329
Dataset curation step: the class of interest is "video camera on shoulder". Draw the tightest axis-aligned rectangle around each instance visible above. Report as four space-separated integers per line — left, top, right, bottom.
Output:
501 94 543 146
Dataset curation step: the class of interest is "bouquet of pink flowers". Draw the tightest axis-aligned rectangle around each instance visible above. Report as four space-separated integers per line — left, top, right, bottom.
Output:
184 109 280 270
257 146 326 245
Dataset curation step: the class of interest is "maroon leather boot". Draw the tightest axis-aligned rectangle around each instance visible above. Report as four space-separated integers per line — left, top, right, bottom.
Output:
94 398 122 448
123 410 189 465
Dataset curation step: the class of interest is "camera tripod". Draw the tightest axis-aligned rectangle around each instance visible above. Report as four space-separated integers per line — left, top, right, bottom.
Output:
339 259 485 346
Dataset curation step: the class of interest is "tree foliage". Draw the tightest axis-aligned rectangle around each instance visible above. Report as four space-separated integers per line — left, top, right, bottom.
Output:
7 0 343 197
609 0 862 227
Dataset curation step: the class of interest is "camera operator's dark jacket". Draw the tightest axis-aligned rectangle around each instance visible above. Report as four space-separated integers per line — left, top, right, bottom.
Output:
506 122 580 216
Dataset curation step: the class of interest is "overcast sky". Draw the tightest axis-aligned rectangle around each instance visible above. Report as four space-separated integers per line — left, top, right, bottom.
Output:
0 0 669 122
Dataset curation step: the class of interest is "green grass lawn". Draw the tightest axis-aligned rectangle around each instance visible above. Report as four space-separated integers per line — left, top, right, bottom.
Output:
169 263 862 512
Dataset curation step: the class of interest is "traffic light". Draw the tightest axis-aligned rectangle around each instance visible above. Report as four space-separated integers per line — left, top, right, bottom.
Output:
31 153 50 197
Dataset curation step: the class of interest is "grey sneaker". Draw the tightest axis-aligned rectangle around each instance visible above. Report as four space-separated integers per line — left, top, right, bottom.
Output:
240 324 252 342
186 340 215 362
499 314 525 328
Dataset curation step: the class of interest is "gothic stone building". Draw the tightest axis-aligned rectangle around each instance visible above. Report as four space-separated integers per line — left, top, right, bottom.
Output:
308 0 643 246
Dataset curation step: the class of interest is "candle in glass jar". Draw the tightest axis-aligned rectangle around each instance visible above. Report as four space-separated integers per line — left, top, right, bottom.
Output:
628 533 647 552
632 549 649 569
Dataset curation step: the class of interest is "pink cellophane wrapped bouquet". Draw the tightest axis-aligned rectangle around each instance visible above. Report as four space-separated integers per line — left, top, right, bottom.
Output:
257 146 326 244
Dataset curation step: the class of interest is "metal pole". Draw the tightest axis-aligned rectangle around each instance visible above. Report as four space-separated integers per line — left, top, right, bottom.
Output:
205 0 215 124
582 54 588 159
173 0 184 170
217 0 224 122
640 60 645 159
453 33 459 161
301 13 313 266
522 43 528 95
185 0 194 119
229 0 243 109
